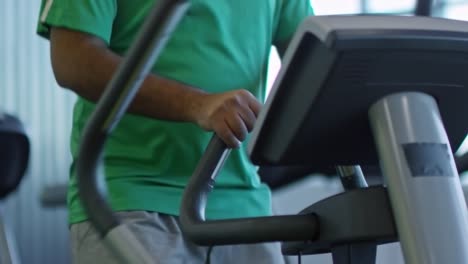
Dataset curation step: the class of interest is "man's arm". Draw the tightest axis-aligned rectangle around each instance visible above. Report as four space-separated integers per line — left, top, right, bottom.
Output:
50 27 260 148
273 1 314 59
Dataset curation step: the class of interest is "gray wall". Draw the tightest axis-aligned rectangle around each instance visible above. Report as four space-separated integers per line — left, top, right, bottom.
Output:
1 1 75 263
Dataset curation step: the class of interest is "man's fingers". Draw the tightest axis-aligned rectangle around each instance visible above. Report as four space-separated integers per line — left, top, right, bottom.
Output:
201 89 262 148
225 114 248 142
216 124 241 148
248 96 262 118
238 107 257 132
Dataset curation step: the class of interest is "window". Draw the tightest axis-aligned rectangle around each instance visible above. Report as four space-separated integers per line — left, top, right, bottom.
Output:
313 0 362 15
435 0 468 21
366 0 416 14
435 0 468 155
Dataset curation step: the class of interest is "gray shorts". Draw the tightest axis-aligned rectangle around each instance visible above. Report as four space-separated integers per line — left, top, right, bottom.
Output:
71 211 292 264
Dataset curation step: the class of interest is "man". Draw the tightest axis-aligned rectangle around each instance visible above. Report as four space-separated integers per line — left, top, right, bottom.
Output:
37 0 313 263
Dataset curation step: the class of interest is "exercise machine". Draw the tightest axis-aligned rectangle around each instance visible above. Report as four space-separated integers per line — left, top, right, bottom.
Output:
180 15 468 264
0 111 29 264
258 0 441 192
75 0 468 263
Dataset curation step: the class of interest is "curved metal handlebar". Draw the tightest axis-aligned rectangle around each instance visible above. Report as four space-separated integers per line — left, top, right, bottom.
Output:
75 1 189 262
180 135 319 245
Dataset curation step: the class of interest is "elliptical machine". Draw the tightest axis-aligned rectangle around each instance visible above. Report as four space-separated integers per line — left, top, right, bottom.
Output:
180 15 468 264
75 0 468 263
0 111 30 264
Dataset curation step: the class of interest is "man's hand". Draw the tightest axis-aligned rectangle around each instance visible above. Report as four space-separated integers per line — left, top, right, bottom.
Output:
194 89 261 148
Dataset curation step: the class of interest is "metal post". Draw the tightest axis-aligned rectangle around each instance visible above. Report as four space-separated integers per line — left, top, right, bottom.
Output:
0 208 20 264
414 0 433 16
360 0 369 14
369 92 468 264
76 0 190 262
336 165 368 190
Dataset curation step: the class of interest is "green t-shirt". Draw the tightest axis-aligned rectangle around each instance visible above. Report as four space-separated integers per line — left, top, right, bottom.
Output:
37 0 314 224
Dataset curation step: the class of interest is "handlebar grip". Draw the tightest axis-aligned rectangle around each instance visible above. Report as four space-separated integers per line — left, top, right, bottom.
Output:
180 134 318 245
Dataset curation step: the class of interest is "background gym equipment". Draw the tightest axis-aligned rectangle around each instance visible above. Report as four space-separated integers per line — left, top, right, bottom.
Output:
39 184 67 208
0 111 30 264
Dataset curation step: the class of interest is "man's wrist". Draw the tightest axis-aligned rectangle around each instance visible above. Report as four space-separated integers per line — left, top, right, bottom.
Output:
183 89 209 126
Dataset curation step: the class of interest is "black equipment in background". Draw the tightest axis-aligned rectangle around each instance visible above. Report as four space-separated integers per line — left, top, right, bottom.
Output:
0 112 29 199
0 111 30 264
